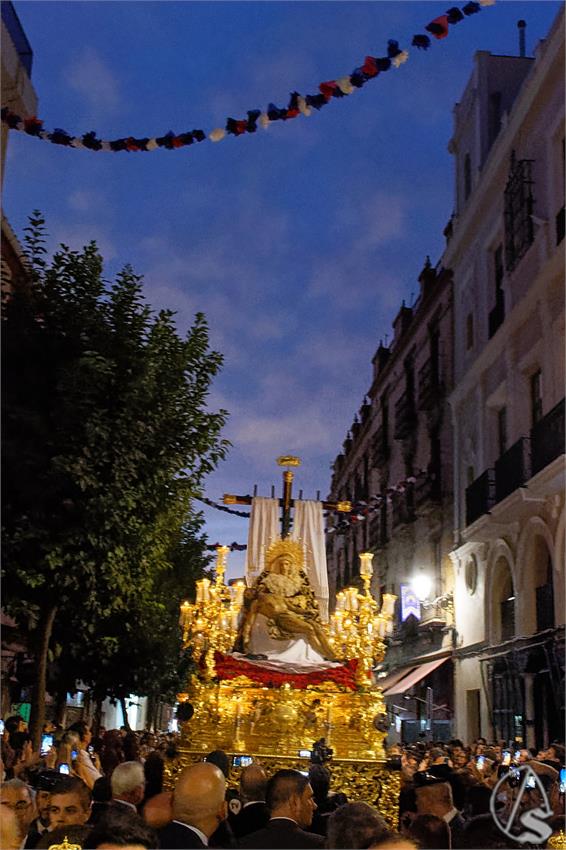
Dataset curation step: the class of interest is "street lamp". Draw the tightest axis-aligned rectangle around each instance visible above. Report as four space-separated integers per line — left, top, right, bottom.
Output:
410 574 454 618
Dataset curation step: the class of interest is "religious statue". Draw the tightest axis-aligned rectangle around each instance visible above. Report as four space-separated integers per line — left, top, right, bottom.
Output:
236 538 337 662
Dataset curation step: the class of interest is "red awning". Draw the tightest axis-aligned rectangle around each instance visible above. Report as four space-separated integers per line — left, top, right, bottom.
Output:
383 656 449 696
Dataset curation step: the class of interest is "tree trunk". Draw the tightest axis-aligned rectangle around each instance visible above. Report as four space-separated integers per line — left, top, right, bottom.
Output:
119 696 131 731
145 694 154 732
55 688 68 729
29 605 58 751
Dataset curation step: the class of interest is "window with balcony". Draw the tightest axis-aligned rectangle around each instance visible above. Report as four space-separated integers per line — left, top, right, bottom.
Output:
504 153 534 272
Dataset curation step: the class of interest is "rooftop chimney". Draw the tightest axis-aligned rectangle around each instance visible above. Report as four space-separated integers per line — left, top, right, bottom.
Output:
518 19 526 57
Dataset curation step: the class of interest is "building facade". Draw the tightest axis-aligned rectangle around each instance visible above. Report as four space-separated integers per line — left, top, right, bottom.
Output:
446 12 565 747
326 259 456 743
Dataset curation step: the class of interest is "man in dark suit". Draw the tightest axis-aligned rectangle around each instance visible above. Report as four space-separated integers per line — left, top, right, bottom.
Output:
158 762 227 849
239 769 324 849
231 764 269 840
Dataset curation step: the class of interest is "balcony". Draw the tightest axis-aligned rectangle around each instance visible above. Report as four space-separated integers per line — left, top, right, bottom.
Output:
465 469 496 526
488 289 505 339
414 470 441 508
1 2 33 76
391 486 416 529
531 398 565 476
394 392 416 440
372 425 390 466
417 358 443 411
494 437 531 503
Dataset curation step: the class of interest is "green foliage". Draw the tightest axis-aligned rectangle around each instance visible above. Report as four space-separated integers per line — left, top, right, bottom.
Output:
2 212 230 721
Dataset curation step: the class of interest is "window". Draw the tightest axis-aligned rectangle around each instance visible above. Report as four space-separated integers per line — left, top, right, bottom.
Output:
497 407 507 457
466 313 474 350
504 152 534 272
530 369 543 425
464 153 472 200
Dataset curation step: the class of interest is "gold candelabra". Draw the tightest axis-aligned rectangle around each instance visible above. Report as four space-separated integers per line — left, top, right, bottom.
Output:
179 546 246 679
329 552 396 684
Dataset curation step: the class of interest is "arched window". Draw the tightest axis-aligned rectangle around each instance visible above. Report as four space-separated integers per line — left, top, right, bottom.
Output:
531 536 555 632
491 557 515 642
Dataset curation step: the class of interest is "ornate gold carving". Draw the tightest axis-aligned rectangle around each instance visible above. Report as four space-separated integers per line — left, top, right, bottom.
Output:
164 746 401 829
276 455 301 467
223 494 238 505
47 839 82 850
335 500 352 512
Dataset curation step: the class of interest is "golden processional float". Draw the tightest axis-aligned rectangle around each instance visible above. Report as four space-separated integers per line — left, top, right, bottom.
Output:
169 457 401 824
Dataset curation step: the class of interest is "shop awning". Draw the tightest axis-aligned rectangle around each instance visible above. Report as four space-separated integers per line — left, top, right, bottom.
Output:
383 656 449 696
375 665 417 693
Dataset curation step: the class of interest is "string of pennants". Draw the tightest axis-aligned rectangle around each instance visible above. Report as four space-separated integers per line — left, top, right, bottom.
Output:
196 496 250 518
1 0 494 155
206 542 248 552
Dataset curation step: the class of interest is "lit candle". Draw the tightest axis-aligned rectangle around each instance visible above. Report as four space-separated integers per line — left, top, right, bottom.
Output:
201 578 211 604
196 581 204 604
335 592 345 611
233 581 245 606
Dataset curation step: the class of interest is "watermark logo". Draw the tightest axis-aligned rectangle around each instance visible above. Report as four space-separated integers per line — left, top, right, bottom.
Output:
490 764 553 845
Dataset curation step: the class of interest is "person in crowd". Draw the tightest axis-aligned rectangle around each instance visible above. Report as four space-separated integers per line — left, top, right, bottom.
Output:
143 788 173 829
240 768 324 849
414 776 466 849
398 752 419 819
142 749 164 802
89 775 113 825
402 813 451 849
36 824 92 850
204 750 237 848
25 770 60 848
123 732 141 763
536 743 565 768
108 760 146 815
307 764 347 837
47 775 93 830
0 777 36 847
57 729 81 776
158 762 227 848
100 729 125 777
230 763 269 840
367 833 419 849
0 803 21 850
326 802 388 850
84 807 158 849
68 721 103 790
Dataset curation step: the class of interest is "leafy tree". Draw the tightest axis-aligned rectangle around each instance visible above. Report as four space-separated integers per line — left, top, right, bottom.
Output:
2 214 229 747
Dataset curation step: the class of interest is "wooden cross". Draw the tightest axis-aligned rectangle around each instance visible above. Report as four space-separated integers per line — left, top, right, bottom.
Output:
223 455 351 539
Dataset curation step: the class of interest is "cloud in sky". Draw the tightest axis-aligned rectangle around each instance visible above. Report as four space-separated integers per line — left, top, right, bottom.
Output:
64 46 121 112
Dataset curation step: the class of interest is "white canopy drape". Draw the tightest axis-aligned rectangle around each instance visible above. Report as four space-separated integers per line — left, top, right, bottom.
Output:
291 499 329 622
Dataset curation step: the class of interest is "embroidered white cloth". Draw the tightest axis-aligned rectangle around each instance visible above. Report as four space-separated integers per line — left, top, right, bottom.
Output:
291 499 329 621
244 497 279 587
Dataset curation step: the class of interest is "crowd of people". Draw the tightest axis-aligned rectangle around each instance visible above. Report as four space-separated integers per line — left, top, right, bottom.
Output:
1 717 564 850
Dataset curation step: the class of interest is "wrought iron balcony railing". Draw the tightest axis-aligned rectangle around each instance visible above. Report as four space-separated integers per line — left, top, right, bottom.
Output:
465 469 496 526
417 358 443 411
531 398 565 476
372 425 390 466
394 392 417 440
494 437 531 503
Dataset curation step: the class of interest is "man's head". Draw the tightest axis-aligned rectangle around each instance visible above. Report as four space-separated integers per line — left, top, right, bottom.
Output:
111 761 145 806
83 808 158 849
326 802 388 849
48 776 92 828
68 721 92 747
33 770 62 826
173 763 226 838
308 764 330 803
0 779 35 841
266 769 316 829
205 750 230 779
415 781 454 818
240 764 268 803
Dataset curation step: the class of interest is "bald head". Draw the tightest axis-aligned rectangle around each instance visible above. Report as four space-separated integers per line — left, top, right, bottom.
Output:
173 763 227 837
240 764 268 803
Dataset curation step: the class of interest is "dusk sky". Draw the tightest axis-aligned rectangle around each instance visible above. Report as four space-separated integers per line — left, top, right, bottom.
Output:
3 0 562 578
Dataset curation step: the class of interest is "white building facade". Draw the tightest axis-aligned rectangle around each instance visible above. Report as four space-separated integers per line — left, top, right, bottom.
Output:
446 12 565 747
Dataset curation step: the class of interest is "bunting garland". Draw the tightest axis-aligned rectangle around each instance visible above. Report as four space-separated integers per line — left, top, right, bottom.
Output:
1 0 495 155
206 541 248 551
196 496 250 518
